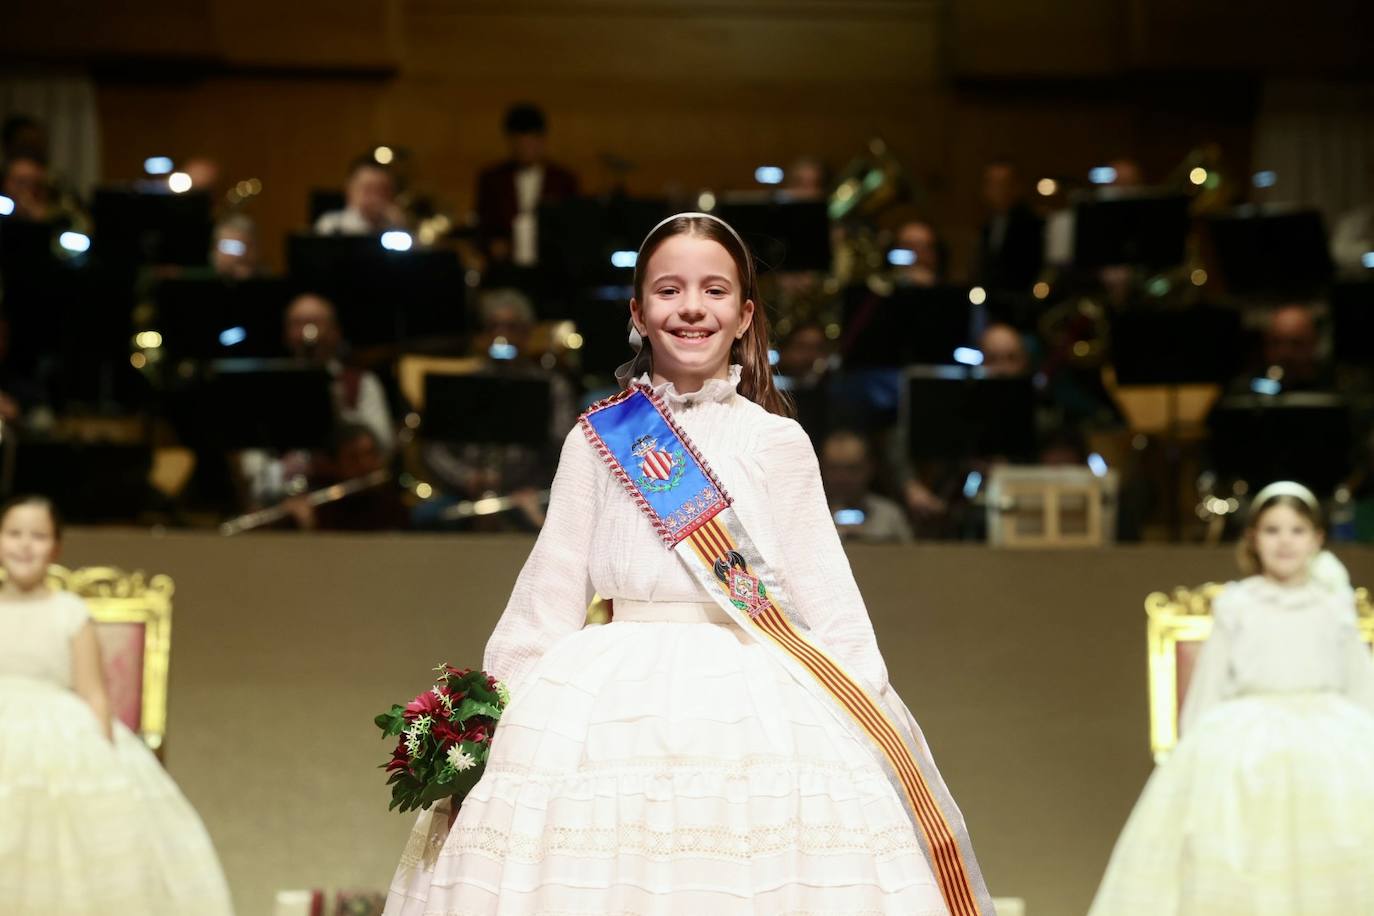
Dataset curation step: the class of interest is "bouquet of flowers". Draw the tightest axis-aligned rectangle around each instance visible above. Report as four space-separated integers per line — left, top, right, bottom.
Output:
375 664 509 814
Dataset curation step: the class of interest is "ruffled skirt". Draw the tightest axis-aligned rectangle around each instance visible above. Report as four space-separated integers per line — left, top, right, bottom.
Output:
1089 692 1374 915
0 675 234 915
385 618 948 915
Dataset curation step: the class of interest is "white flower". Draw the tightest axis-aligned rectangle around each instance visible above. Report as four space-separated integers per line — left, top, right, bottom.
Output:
446 744 477 772
403 715 433 758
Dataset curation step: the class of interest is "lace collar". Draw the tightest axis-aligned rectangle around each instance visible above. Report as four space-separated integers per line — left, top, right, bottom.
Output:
1236 575 1325 611
633 365 742 409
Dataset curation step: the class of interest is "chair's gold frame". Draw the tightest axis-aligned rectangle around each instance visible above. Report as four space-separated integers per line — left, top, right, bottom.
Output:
1146 583 1374 763
48 565 174 751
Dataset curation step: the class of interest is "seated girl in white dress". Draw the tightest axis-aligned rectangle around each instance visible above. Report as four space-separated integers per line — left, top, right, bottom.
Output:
0 495 234 915
384 214 992 915
1089 481 1374 915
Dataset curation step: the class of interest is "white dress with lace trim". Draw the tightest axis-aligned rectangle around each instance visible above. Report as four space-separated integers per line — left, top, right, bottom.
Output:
384 369 951 916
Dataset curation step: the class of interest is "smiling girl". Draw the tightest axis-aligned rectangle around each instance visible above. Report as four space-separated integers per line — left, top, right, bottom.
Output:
1090 481 1374 915
0 495 233 915
384 214 990 916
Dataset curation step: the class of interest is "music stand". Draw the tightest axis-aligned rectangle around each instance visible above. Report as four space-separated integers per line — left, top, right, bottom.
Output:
0 216 58 268
11 441 154 522
201 359 336 451
841 284 974 368
1073 193 1190 270
777 377 831 447
287 235 467 347
307 189 346 225
714 199 831 272
1110 305 1242 539
0 232 145 407
421 371 554 448
569 296 633 379
1110 306 1243 386
1328 281 1374 366
1206 207 1332 299
0 219 65 373
1207 392 1351 497
899 366 1037 463
91 187 213 267
154 277 293 362
537 196 672 291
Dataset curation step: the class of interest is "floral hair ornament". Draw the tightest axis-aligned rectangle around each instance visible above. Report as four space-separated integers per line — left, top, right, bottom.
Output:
613 211 753 388
1248 480 1320 521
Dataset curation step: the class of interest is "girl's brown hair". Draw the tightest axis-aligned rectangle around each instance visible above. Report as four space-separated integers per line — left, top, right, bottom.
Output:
1237 493 1323 575
630 214 793 418
0 494 63 541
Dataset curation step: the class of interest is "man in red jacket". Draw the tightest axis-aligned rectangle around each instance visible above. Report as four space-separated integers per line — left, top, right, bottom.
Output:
475 103 579 269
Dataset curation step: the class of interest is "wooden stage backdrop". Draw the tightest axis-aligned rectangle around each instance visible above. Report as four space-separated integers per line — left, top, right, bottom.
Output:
59 530 1374 915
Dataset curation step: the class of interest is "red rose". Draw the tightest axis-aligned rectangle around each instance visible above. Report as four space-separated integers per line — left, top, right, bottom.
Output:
461 724 490 745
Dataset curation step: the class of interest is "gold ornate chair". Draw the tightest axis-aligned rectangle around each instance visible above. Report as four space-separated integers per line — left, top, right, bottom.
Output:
47 565 174 752
1145 583 1374 762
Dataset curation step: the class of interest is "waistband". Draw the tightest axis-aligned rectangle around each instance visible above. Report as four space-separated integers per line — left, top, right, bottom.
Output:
612 599 734 624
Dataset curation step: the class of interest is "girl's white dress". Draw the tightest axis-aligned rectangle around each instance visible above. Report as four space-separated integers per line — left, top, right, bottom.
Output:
0 590 234 915
1089 574 1374 915
386 369 961 915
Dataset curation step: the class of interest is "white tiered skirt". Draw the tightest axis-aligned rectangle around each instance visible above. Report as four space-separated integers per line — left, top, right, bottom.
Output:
385 600 948 915
0 675 234 916
1089 692 1374 915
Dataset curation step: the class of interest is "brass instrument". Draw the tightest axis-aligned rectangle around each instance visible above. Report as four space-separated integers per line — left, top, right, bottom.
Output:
827 137 919 286
219 468 391 535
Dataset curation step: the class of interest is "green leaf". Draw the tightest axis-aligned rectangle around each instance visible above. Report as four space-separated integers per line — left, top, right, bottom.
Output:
454 699 502 723
465 680 500 706
375 705 407 736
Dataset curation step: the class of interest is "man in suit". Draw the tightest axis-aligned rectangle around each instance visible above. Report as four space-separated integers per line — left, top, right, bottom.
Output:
974 159 1043 294
476 103 579 268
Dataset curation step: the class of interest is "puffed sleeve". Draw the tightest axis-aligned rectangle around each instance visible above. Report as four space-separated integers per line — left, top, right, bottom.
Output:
1336 598 1374 713
58 592 91 638
481 426 600 692
755 418 890 694
1179 584 1240 737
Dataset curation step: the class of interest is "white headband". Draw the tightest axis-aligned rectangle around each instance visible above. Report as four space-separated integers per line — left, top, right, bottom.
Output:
637 211 749 258
1249 480 1320 518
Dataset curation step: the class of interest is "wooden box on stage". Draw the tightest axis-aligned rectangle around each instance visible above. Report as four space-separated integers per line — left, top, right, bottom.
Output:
986 465 1119 548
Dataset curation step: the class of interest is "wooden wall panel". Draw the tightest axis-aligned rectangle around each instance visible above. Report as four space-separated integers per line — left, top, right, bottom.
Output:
71 2 1275 276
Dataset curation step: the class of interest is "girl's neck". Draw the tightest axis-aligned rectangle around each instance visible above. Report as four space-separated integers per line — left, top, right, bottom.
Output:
0 579 50 600
1260 569 1309 588
651 362 730 394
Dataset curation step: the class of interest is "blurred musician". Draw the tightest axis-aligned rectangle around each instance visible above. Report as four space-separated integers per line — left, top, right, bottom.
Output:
417 288 571 531
974 159 1044 294
475 103 579 268
315 156 406 236
0 154 52 223
282 293 394 454
237 294 395 509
